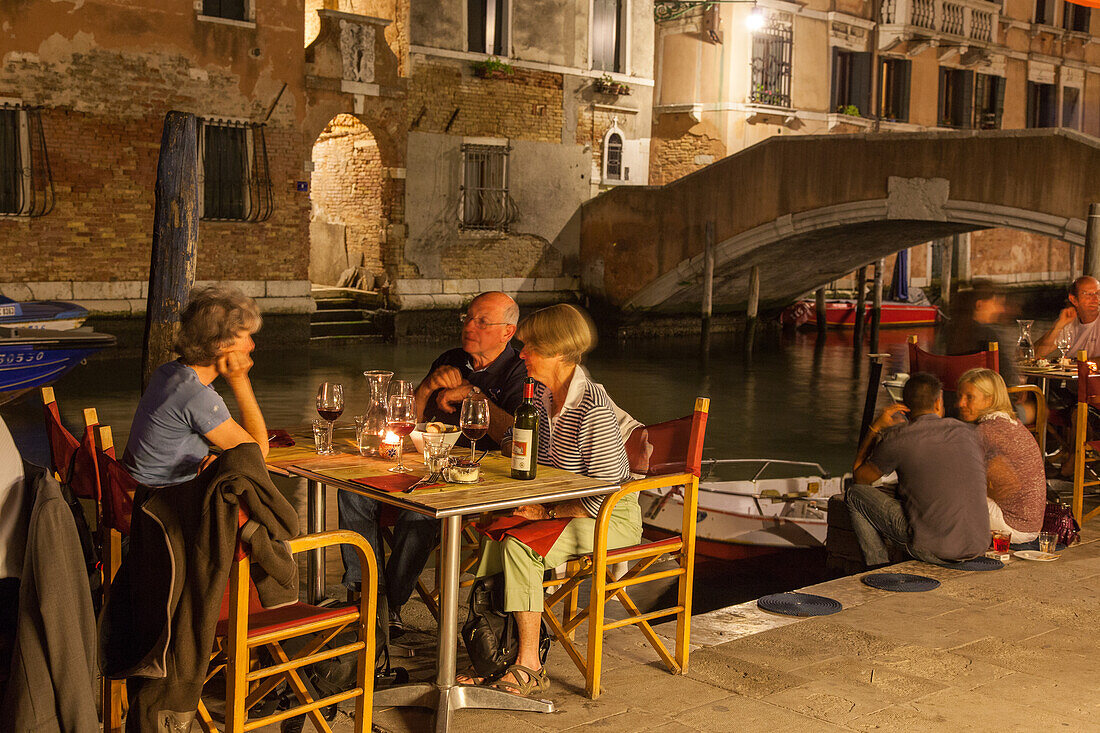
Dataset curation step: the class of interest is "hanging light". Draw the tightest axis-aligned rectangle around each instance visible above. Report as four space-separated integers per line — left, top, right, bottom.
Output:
745 4 765 30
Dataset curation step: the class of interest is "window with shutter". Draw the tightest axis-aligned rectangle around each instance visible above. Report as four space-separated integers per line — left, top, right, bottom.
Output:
938 67 973 128
831 49 871 115
1026 82 1058 127
974 74 1005 129
592 0 623 73
1034 0 1054 24
468 0 507 55
1062 86 1081 129
880 58 911 122
1062 3 1090 31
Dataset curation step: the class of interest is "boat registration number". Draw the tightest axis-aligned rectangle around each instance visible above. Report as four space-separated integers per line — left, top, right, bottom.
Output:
0 352 45 365
0 306 14 317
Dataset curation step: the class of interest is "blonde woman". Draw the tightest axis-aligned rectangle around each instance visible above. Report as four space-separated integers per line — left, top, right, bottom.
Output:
463 304 638 696
956 368 1045 543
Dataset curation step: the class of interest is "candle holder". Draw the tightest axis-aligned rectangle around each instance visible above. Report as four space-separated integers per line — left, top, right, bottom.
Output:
380 431 401 461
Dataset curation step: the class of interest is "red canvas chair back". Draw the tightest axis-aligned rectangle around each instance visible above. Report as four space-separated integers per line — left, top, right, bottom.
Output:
640 405 709 477
42 388 102 501
1077 355 1100 405
96 444 138 537
906 336 999 392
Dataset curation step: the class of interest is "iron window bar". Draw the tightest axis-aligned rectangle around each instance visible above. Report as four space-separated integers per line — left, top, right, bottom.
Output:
459 143 518 231
198 118 273 223
750 19 792 108
0 103 54 218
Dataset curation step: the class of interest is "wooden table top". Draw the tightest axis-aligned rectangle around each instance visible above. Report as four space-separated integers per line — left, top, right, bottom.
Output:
1018 364 1080 380
266 427 620 519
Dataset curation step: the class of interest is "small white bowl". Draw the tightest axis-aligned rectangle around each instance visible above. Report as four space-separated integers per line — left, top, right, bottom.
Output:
409 422 462 453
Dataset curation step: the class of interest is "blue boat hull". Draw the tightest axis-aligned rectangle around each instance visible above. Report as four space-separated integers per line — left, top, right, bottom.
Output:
0 328 116 404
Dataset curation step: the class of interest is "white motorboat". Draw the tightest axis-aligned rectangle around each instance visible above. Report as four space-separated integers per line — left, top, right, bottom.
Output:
639 459 848 560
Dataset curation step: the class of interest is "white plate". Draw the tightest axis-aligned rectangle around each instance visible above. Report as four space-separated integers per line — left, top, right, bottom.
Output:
1014 550 1059 562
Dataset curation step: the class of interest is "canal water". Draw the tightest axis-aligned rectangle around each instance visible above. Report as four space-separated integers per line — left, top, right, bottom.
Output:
0 326 933 612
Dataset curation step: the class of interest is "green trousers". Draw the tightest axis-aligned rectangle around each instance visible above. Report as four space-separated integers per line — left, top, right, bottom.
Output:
474 496 642 613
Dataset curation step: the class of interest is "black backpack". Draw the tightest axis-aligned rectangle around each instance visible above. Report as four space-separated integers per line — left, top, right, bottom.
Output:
461 573 551 681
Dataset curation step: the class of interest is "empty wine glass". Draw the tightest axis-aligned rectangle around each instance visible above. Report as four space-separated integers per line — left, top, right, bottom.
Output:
315 382 344 456
459 391 490 460
389 379 414 398
1056 327 1073 362
386 393 417 473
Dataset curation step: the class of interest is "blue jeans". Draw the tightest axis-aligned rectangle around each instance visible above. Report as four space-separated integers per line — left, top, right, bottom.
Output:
337 491 438 611
845 484 944 566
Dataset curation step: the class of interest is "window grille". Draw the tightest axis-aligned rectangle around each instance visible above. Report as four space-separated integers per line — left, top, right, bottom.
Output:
0 105 53 218
460 143 517 231
750 20 792 108
605 133 623 180
199 121 273 222
203 0 248 21
592 0 624 73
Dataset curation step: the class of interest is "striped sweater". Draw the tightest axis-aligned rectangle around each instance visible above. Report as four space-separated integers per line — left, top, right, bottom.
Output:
507 367 633 517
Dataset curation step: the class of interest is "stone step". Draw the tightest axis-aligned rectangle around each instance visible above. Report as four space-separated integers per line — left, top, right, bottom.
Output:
314 297 359 310
310 320 379 337
308 334 387 347
310 308 367 323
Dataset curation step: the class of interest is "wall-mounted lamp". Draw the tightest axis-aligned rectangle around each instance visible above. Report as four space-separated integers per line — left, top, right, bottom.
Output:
745 5 765 30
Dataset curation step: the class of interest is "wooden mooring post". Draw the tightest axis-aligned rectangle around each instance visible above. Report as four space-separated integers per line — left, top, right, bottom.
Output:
940 237 954 311
1085 203 1100 278
142 111 199 392
746 264 760 329
815 288 827 338
870 258 884 353
701 221 715 352
853 265 868 345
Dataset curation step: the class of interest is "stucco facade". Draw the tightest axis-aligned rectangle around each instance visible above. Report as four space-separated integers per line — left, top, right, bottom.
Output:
650 0 1100 290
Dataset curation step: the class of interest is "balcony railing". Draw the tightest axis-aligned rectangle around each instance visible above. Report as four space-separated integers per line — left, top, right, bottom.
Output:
879 0 999 44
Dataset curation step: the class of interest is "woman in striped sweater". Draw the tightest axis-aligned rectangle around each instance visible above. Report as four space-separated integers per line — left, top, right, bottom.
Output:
467 303 640 696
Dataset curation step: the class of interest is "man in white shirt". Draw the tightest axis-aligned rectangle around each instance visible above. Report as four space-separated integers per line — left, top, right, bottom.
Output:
1035 276 1100 359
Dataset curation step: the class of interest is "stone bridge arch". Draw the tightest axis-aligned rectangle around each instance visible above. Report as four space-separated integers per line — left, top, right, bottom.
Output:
578 129 1100 312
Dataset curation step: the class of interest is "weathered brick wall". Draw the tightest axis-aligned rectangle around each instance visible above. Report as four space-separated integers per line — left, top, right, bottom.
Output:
970 229 1072 281
407 57 564 142
648 114 726 186
311 114 385 276
0 7 312 285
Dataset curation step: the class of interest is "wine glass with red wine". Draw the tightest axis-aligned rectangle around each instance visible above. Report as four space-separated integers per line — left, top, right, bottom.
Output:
387 393 417 473
316 382 344 455
460 392 490 460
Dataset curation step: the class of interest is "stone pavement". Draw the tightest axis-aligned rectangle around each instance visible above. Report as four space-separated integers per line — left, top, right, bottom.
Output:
318 523 1100 733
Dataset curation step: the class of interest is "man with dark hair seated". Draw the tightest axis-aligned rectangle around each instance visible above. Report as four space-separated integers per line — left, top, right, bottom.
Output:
848 372 991 566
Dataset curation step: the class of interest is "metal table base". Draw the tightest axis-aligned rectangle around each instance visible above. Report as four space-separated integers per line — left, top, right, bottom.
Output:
372 515 555 731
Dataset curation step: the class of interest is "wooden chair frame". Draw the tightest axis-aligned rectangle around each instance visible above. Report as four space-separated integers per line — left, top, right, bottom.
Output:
195 530 378 733
540 397 709 699
1007 384 1048 456
95 425 128 733
1072 350 1100 525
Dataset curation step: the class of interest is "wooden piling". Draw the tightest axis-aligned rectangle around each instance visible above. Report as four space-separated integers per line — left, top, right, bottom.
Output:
940 237 954 311
815 288 827 337
1085 203 1100 278
142 111 199 391
746 264 760 326
853 265 868 344
701 221 715 352
870 258 884 353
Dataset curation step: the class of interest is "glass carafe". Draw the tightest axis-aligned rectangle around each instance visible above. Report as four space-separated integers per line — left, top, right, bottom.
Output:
362 370 394 456
1017 319 1035 362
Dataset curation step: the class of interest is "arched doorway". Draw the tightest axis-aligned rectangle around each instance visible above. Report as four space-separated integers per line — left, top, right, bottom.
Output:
309 114 385 288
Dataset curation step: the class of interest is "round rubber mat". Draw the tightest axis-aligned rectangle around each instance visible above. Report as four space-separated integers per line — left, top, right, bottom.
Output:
757 592 842 617
943 556 1004 571
861 572 941 592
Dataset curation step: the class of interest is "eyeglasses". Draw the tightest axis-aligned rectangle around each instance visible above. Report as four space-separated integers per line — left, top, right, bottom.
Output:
1077 291 1100 301
460 314 512 329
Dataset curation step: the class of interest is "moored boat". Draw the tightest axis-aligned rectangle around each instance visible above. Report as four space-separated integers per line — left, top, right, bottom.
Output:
0 296 89 330
639 459 848 560
781 299 939 328
0 327 116 405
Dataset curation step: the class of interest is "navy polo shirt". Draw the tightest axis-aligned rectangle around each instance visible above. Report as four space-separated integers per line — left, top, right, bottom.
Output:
422 344 527 450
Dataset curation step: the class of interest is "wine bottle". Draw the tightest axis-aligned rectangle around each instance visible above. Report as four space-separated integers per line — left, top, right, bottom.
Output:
510 378 539 480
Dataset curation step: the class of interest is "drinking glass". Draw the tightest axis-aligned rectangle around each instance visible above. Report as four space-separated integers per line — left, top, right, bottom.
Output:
389 379 414 398
312 418 330 454
991 530 1011 553
459 391 490 460
315 382 344 456
387 393 417 473
1038 531 1058 554
1056 327 1073 362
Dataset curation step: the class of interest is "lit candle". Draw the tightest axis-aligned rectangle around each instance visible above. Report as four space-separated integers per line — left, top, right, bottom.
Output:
380 431 400 461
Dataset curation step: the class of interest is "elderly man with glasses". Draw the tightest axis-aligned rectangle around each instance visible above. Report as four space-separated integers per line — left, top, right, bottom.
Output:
339 292 527 637
414 291 527 447
1035 276 1100 360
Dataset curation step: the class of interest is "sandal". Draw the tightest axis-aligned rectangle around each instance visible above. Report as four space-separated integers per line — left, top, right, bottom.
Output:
491 664 550 697
455 667 485 686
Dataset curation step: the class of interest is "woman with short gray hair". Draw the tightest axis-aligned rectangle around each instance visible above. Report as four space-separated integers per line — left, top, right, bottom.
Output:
123 285 269 486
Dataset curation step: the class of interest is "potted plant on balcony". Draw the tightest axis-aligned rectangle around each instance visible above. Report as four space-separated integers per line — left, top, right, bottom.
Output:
837 104 861 117
594 74 631 96
472 56 515 79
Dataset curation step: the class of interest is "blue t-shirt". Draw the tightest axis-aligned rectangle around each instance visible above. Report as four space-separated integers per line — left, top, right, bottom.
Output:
123 360 231 486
